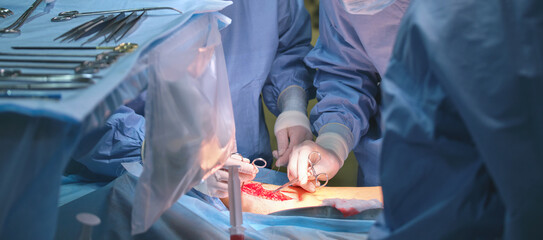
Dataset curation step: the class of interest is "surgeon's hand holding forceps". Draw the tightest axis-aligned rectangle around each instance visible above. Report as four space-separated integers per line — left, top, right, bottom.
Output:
272 152 329 193
229 153 267 175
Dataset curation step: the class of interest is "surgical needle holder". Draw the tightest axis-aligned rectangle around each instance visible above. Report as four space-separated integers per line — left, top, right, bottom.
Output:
51 7 182 22
272 152 329 193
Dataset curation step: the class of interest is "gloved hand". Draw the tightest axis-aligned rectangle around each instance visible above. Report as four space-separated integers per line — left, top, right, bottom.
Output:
287 140 343 192
194 154 258 198
273 112 313 167
273 86 313 167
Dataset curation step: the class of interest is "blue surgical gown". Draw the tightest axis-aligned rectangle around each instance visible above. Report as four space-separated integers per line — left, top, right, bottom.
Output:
70 106 145 178
304 0 409 186
370 0 543 239
221 0 314 166
73 0 314 176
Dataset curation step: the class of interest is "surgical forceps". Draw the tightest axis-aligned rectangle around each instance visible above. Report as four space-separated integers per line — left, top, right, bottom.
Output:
59 14 116 42
101 11 146 44
0 0 44 34
80 13 131 45
272 151 329 193
51 7 182 22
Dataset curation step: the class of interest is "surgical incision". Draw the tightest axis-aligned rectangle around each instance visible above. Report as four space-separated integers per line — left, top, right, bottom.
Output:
241 182 293 201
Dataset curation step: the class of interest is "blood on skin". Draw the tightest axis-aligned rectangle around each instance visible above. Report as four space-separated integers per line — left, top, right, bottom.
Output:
281 190 305 201
336 207 360 218
241 182 293 201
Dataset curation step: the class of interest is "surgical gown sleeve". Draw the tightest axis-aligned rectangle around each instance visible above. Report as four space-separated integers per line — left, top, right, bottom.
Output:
304 3 381 150
261 0 315 116
73 106 145 177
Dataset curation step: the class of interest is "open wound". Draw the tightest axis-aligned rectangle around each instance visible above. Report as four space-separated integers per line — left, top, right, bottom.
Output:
241 182 293 201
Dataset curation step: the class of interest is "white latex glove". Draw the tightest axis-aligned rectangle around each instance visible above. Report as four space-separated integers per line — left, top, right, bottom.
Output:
288 135 348 192
194 154 258 198
273 85 313 167
273 111 313 167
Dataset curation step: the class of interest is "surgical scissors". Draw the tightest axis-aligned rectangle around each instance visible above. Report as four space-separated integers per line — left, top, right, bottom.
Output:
272 152 329 193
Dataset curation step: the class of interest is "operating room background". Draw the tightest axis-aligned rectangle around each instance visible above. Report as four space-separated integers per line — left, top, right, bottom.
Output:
264 0 359 187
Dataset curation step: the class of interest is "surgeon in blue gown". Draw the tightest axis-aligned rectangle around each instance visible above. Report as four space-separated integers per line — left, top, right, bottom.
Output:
220 0 314 166
70 0 315 197
369 0 543 239
278 0 409 191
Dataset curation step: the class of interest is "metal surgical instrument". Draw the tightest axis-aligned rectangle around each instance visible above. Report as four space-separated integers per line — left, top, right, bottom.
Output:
0 82 93 90
12 42 139 53
57 15 116 42
53 15 114 43
0 58 116 65
51 7 182 22
99 12 137 44
0 73 95 83
0 90 62 100
271 151 329 193
106 11 146 44
252 158 267 169
54 15 106 41
0 64 102 74
0 0 44 34
0 51 123 61
0 8 14 18
80 13 129 45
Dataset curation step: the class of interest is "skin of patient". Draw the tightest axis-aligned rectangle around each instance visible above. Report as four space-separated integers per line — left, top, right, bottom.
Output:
220 181 383 215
